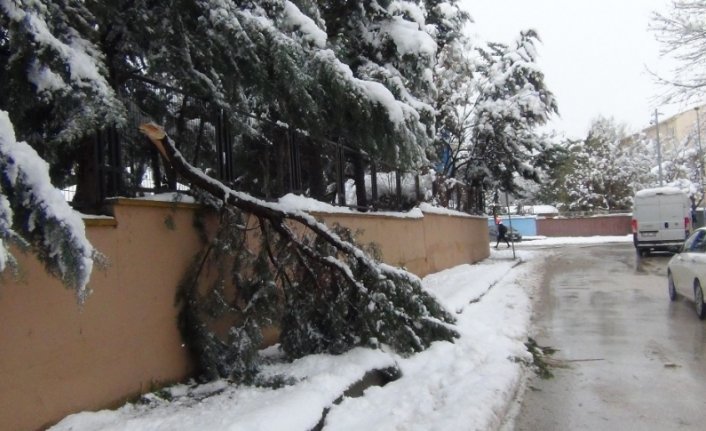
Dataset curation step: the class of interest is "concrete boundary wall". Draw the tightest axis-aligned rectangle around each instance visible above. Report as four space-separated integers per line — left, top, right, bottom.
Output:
0 199 489 431
314 210 489 277
536 215 632 237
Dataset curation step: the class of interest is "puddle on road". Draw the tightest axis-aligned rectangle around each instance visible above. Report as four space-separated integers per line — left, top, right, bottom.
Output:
634 253 672 276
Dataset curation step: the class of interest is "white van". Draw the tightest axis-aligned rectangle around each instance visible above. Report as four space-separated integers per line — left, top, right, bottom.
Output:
632 187 692 255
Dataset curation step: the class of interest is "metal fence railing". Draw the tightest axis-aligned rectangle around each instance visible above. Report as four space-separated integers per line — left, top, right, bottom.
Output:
66 111 481 215
62 78 487 215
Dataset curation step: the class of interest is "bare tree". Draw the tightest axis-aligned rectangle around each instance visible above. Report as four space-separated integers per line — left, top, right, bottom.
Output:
650 0 706 102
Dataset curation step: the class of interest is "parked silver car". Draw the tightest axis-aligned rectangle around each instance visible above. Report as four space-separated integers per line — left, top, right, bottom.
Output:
667 227 706 319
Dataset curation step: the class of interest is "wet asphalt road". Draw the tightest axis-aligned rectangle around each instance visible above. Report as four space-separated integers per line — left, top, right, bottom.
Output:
511 243 706 430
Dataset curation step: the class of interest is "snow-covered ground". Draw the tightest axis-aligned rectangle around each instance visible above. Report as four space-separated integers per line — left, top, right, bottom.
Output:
50 235 633 431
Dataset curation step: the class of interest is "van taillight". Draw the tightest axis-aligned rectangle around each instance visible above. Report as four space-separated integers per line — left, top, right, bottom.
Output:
631 219 637 233
685 216 691 237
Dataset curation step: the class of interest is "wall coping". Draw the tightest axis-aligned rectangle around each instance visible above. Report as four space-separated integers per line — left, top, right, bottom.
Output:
107 196 200 210
78 196 201 228
538 213 632 220
83 216 118 228
97 196 486 223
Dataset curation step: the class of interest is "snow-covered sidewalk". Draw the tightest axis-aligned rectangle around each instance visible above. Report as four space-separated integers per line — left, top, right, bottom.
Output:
51 236 632 431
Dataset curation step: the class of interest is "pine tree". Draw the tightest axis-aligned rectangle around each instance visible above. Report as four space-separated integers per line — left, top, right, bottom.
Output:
533 139 573 208
0 111 97 302
468 30 558 193
564 117 647 211
0 1 116 298
433 28 557 208
433 31 477 178
1 0 125 182
317 0 441 166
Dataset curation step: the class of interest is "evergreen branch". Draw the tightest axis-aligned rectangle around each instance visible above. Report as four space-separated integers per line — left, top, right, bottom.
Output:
256 216 297 292
139 123 408 290
140 122 458 358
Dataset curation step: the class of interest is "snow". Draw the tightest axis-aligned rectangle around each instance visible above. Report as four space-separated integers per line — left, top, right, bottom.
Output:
506 205 559 216
0 194 13 270
314 49 417 127
358 80 406 124
634 186 685 197
28 61 66 94
1 0 112 98
49 234 630 431
282 1 327 48
526 204 559 215
516 234 633 246
343 170 436 207
418 202 475 218
382 16 437 58
388 2 426 27
0 110 95 296
134 192 196 204
278 193 424 219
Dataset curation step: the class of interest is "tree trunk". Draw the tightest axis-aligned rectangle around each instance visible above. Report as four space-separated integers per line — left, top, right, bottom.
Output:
302 139 326 199
352 149 367 210
72 135 103 215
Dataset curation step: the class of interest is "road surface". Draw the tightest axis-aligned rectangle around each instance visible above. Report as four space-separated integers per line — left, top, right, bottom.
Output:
510 243 706 430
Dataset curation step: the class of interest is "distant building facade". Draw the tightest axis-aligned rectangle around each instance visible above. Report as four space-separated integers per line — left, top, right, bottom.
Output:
638 104 706 152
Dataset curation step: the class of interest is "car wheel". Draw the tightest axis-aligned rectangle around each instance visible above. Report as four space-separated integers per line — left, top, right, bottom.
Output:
694 281 706 320
668 272 677 301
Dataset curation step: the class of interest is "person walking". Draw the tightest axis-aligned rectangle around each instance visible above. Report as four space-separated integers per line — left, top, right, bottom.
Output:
495 220 510 248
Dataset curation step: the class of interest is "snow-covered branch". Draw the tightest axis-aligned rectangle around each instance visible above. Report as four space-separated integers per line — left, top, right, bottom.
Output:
140 122 458 365
0 111 96 302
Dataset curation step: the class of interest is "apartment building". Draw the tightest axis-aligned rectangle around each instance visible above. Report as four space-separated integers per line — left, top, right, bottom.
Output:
639 104 706 151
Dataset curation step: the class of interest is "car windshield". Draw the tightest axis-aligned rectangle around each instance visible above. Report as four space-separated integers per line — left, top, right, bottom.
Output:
684 230 706 253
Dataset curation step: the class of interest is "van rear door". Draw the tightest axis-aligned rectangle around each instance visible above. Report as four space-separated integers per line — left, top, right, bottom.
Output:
658 195 689 242
635 198 661 240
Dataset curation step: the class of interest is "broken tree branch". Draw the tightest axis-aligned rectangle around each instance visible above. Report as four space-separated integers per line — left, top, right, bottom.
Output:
139 122 458 356
139 122 416 291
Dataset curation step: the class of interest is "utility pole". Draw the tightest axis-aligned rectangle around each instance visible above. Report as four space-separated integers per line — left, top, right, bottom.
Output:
504 191 516 260
655 109 663 186
696 107 704 189
696 106 704 227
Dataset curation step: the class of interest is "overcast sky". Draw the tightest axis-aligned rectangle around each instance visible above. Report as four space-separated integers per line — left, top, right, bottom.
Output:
462 0 690 139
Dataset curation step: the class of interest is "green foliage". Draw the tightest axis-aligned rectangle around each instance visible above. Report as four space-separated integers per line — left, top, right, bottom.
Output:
524 337 557 379
177 208 281 383
0 113 101 301
433 28 558 207
280 223 457 357
178 205 457 383
1 0 125 150
558 117 648 211
534 142 574 206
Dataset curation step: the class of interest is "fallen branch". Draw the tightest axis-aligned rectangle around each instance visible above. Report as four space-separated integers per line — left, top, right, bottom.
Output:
140 123 458 367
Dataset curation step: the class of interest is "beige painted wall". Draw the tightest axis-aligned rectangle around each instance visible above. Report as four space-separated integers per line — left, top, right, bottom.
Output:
0 200 488 431
314 211 489 277
420 212 489 275
0 200 200 431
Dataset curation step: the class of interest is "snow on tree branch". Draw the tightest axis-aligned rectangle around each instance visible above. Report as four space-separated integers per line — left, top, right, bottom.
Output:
140 122 458 365
0 111 96 302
